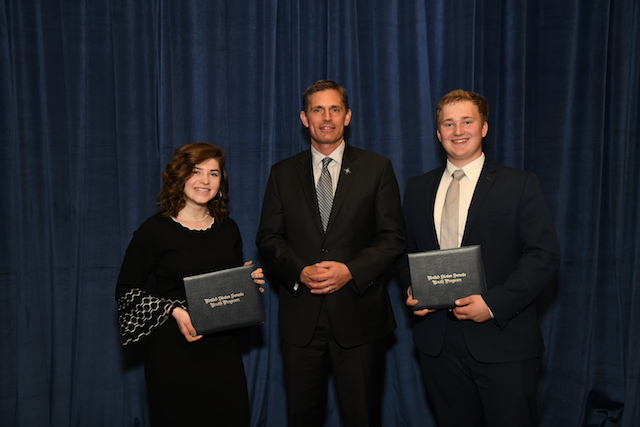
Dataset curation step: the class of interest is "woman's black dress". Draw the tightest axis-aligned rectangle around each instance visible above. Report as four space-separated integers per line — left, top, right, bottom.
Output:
116 214 250 427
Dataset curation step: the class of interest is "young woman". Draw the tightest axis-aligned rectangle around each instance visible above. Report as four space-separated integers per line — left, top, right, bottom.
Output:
116 142 263 426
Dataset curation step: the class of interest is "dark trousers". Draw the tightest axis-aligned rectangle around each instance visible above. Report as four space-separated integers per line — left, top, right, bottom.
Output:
419 317 540 427
281 299 387 427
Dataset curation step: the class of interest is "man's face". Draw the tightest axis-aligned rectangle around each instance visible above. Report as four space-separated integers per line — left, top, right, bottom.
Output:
300 89 352 153
437 100 488 167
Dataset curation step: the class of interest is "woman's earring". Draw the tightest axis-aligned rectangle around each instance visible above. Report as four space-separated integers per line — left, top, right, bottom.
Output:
212 191 223 203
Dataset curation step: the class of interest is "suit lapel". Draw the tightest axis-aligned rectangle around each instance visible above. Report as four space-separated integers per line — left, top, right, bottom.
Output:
426 168 445 245
296 151 325 234
327 146 356 233
463 160 497 244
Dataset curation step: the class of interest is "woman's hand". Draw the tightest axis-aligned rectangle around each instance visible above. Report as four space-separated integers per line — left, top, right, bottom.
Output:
244 261 265 293
171 306 203 342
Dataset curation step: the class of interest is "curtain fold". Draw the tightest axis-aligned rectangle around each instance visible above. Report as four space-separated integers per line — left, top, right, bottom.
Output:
1 0 639 425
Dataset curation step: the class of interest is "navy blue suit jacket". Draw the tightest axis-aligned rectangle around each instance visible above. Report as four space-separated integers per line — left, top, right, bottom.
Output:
257 145 406 348
402 159 560 363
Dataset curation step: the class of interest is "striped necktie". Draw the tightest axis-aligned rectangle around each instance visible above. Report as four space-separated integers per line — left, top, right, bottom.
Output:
317 157 334 232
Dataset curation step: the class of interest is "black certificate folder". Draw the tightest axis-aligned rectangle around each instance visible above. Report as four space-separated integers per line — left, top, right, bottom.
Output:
408 245 486 310
183 265 265 335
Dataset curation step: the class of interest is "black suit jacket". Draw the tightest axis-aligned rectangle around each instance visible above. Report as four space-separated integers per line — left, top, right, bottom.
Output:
402 159 560 363
256 144 406 348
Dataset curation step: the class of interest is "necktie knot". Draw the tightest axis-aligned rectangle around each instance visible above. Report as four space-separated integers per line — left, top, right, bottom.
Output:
452 169 465 181
322 157 332 169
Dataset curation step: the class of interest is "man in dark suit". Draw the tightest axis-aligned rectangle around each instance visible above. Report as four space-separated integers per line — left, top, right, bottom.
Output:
256 80 405 427
402 89 560 426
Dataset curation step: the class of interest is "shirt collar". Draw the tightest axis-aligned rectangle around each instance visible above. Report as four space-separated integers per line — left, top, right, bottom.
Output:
445 153 485 182
311 140 345 167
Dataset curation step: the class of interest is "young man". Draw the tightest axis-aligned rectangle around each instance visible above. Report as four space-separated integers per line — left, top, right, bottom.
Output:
402 90 560 426
256 80 405 427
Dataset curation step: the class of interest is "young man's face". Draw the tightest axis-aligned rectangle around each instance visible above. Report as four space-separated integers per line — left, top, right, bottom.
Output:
437 100 488 167
300 89 352 154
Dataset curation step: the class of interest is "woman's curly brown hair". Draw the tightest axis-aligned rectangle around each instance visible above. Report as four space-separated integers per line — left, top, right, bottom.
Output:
158 142 230 224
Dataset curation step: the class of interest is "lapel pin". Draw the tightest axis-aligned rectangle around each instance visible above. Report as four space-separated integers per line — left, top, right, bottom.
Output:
343 167 351 175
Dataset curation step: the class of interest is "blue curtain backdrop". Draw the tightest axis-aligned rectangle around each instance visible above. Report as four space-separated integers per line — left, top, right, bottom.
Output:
1 0 639 426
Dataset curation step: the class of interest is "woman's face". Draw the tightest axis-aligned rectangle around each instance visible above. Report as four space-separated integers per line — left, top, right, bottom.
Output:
182 157 221 208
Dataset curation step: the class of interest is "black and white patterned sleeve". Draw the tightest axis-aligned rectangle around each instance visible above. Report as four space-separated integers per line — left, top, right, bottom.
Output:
115 216 186 345
116 289 185 345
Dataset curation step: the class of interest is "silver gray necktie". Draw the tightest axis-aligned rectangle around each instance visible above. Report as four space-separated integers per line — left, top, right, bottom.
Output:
440 169 465 249
317 157 334 232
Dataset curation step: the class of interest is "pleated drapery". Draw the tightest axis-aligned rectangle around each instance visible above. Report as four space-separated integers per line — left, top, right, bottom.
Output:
1 1 639 426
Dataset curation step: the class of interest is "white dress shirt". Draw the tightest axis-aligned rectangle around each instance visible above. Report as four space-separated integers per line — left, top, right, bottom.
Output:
311 140 345 194
433 153 486 248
